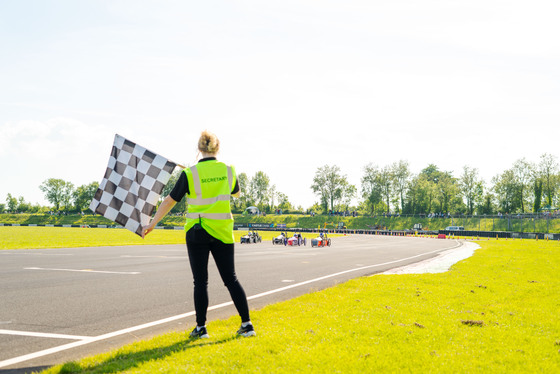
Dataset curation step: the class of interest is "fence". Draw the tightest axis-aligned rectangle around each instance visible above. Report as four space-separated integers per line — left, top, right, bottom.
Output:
234 225 560 240
357 214 560 234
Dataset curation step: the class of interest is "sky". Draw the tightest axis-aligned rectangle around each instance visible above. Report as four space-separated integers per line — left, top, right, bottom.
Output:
1 0 559 209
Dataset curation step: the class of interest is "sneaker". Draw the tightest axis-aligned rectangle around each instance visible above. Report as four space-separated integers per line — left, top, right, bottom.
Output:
190 326 209 339
237 323 257 337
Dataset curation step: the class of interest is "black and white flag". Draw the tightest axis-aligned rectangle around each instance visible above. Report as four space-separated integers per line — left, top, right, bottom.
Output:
90 134 178 237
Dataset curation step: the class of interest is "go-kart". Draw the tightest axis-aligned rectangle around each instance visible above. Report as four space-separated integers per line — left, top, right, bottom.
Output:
240 231 262 244
286 232 307 246
311 233 331 247
272 232 287 245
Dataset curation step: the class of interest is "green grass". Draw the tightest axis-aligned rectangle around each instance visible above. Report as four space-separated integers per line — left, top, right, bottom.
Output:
37 239 560 373
0 227 331 250
0 213 116 226
0 227 185 249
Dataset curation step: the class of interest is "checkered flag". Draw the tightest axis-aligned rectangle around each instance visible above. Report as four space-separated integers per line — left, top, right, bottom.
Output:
90 134 178 237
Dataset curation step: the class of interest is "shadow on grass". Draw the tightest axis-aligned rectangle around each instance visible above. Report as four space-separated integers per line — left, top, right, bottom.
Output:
52 335 240 374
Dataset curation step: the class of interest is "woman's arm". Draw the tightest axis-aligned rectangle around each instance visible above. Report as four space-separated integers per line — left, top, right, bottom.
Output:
142 195 177 238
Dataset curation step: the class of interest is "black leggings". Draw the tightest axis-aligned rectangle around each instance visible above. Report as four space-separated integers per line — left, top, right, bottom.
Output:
186 225 250 326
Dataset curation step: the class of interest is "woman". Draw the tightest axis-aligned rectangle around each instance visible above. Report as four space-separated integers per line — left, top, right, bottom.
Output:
142 130 255 338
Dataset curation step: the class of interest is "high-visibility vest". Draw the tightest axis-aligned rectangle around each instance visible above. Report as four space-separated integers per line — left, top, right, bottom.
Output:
184 160 236 244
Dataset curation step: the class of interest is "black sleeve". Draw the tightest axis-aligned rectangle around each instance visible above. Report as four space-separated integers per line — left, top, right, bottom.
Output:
232 180 239 195
169 171 189 202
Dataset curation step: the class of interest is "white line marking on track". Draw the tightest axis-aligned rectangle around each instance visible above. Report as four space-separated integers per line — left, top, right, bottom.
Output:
0 241 461 369
24 267 140 275
0 330 91 340
120 255 185 259
1 253 73 256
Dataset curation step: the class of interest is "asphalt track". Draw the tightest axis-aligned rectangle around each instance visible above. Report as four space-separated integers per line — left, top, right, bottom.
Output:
0 234 462 373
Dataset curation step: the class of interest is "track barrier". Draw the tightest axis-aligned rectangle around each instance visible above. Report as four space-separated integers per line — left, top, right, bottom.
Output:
2 223 558 240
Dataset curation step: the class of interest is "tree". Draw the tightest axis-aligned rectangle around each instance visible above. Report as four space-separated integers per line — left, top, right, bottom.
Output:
417 164 454 214
73 182 100 213
436 172 460 214
233 172 250 211
391 160 411 213
39 179 75 211
404 169 440 215
28 203 44 214
159 170 186 213
512 158 534 212
478 192 495 215
60 182 75 212
378 166 393 214
340 182 357 211
17 196 31 213
538 153 559 207
403 176 419 214
268 184 277 210
361 164 383 215
419 174 439 214
413 164 464 214
492 169 519 213
459 166 483 215
533 178 543 213
249 171 270 212
421 164 443 184
6 193 18 213
161 170 180 198
276 192 293 211
311 165 346 212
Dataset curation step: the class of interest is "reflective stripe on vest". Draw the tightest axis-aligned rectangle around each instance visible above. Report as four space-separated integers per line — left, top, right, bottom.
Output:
187 165 233 207
185 212 233 220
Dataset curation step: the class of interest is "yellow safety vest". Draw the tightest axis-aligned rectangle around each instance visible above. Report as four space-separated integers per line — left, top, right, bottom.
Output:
184 160 236 244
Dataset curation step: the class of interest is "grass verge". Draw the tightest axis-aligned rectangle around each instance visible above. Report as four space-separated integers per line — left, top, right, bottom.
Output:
0 227 185 249
0 227 331 250
38 239 560 373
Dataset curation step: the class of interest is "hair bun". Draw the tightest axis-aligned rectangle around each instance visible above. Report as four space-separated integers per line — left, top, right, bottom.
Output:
198 130 220 154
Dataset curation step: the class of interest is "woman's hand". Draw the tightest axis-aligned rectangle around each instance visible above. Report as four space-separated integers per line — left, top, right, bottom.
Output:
141 195 177 239
141 223 155 239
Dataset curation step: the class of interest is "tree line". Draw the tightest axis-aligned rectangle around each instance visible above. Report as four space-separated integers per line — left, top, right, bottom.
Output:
313 153 559 216
160 170 297 215
1 180 100 214
2 153 558 216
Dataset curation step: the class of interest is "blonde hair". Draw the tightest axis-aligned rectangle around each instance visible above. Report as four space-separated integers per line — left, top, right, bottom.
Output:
198 130 220 154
